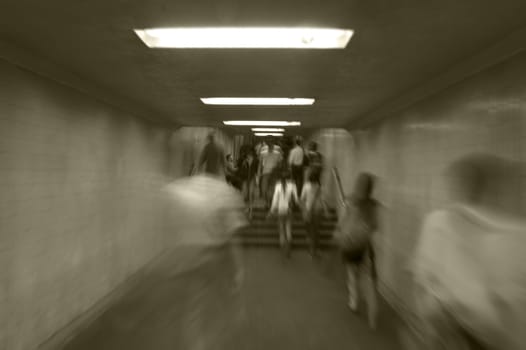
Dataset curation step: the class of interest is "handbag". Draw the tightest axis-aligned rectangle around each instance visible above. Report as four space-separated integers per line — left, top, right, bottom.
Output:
337 204 373 255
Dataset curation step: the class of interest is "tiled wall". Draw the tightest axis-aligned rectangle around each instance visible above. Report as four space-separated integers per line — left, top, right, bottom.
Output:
0 60 171 349
346 52 526 323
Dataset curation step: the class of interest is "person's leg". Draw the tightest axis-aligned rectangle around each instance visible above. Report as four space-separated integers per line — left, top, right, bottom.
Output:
361 264 378 329
298 166 305 195
267 173 277 208
291 166 302 195
247 178 255 218
305 215 314 255
261 174 269 208
285 215 292 257
242 180 248 202
278 217 286 255
346 262 359 311
311 213 320 257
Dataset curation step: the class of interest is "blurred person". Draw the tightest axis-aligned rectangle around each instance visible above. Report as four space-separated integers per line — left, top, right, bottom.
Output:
255 141 266 198
163 174 248 350
412 154 526 350
288 137 306 195
335 172 379 329
255 140 265 158
197 132 225 176
258 141 283 209
306 141 323 185
269 169 299 258
237 147 259 219
225 154 240 189
300 171 328 258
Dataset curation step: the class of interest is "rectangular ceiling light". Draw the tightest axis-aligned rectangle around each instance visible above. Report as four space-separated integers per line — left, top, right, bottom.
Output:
201 97 314 106
255 133 284 137
134 27 353 49
252 128 285 132
223 121 301 126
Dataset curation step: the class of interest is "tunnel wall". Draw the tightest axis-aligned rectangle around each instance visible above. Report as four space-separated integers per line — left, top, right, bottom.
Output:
347 52 526 326
0 60 171 349
308 129 357 211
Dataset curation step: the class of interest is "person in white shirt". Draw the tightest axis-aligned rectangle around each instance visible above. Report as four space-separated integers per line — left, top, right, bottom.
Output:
288 137 306 195
269 170 299 258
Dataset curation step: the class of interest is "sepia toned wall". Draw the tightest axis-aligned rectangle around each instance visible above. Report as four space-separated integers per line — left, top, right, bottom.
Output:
346 52 526 326
0 59 171 350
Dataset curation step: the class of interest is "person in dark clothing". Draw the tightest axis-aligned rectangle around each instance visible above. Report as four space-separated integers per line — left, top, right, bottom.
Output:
336 172 379 329
237 147 259 218
306 141 323 185
198 133 225 176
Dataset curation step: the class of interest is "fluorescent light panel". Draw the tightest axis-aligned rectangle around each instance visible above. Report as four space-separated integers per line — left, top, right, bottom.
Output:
255 133 283 137
252 128 285 132
201 97 314 106
223 121 300 126
134 27 353 49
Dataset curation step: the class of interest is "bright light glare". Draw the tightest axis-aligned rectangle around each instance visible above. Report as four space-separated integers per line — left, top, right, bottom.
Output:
255 133 283 137
201 97 314 106
134 27 353 49
223 121 301 126
252 128 285 132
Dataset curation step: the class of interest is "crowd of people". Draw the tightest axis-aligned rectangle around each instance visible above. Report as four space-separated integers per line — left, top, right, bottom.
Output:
224 135 326 256
186 132 526 349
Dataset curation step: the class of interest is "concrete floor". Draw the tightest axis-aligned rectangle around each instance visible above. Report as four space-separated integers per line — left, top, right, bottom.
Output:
63 248 404 350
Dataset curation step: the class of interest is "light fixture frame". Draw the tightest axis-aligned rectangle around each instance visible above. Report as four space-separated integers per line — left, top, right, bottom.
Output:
201 97 315 106
134 27 354 49
223 121 301 126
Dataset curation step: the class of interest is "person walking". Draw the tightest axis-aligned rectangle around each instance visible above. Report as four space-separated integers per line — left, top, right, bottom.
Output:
288 137 306 195
306 141 323 185
237 147 259 219
258 141 282 209
335 172 379 329
269 170 299 258
197 132 225 176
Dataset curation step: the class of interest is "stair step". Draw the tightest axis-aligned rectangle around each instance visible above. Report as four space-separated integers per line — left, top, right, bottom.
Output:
238 229 334 236
250 206 337 212
249 211 338 217
239 230 333 239
233 237 336 248
245 221 336 231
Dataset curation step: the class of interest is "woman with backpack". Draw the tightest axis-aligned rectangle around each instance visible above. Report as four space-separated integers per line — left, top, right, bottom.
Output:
335 172 379 329
269 169 299 258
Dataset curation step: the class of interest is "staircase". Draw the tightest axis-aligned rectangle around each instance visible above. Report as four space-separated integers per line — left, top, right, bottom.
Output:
234 205 339 248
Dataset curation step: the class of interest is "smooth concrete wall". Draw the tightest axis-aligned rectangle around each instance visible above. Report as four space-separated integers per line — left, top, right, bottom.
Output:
347 52 526 326
0 60 171 349
308 129 357 211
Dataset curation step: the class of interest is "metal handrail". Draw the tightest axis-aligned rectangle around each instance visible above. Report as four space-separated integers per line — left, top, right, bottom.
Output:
331 167 348 208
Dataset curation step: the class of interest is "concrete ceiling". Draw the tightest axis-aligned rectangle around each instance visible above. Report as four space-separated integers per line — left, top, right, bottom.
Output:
1 0 526 131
